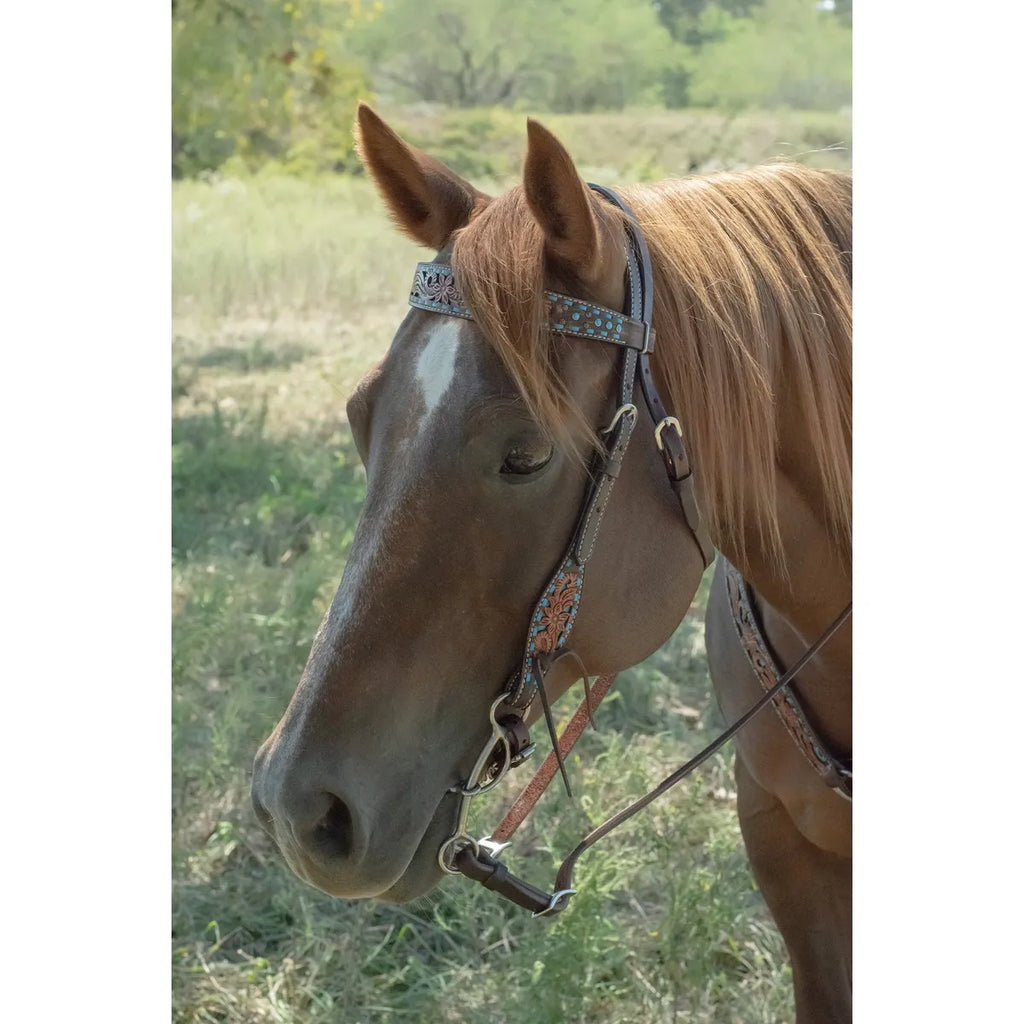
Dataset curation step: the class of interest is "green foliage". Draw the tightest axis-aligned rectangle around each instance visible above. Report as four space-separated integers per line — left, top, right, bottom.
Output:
657 0 763 106
341 0 679 110
351 0 848 113
833 0 853 28
172 0 852 178
172 0 373 176
685 0 852 111
656 0 764 47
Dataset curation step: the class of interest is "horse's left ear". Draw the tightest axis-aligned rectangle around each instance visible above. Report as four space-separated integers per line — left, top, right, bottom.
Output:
523 119 610 284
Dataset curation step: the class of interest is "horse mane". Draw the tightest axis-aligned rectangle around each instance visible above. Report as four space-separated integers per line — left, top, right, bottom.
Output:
452 164 852 567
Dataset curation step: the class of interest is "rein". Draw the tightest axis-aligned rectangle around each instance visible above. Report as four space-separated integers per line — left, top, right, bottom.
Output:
410 184 850 918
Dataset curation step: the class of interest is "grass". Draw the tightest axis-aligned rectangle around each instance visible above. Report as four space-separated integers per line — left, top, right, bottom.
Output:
171 109 850 1022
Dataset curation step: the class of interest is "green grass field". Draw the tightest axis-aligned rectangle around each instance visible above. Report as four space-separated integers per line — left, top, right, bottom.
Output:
172 109 851 1023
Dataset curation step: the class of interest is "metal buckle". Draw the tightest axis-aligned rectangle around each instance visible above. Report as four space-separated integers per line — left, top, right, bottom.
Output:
654 416 682 451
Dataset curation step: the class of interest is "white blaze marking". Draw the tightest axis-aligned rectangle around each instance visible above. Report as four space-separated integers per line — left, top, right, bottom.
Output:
317 318 467 656
414 319 462 426
326 318 463 635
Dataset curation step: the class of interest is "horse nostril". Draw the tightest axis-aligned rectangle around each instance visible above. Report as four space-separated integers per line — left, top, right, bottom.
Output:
311 794 354 859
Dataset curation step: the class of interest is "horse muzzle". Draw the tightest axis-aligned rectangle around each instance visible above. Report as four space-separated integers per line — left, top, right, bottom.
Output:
250 733 461 900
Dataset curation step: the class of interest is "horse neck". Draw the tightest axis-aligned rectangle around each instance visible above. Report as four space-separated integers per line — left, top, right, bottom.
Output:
707 284 850 671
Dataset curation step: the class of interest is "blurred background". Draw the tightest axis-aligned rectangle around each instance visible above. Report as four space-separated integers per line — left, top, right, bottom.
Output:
172 0 850 181
172 2 851 1021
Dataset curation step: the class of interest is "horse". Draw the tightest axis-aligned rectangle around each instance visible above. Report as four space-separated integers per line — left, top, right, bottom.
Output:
252 104 852 1023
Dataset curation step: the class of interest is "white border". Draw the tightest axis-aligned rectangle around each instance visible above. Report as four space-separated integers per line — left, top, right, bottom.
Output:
855 3 1022 1018
1 4 168 1018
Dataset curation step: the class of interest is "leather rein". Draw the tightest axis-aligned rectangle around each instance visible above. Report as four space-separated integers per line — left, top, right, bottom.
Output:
408 185 852 917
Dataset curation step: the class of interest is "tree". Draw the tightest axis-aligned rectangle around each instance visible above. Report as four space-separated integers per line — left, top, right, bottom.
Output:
832 0 852 28
655 0 764 47
684 0 851 110
172 0 372 175
352 0 679 111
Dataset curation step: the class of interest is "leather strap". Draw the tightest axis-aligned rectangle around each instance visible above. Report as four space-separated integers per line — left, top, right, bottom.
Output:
411 263 653 353
588 184 715 568
723 559 852 798
571 394 637 564
490 672 618 845
455 845 572 916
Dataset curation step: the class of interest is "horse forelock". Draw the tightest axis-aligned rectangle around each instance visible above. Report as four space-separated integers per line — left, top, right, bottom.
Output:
451 165 852 569
451 187 605 465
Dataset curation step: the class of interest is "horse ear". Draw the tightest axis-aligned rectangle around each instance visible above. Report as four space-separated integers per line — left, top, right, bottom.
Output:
523 118 607 282
355 103 490 249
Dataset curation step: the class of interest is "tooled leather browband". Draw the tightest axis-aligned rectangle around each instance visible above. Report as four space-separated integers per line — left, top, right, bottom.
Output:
410 262 654 354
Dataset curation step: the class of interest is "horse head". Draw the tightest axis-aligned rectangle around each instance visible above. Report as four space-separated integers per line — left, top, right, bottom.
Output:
250 106 709 901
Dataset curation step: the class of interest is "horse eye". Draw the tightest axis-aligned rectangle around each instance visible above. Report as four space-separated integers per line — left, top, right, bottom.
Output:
500 440 553 475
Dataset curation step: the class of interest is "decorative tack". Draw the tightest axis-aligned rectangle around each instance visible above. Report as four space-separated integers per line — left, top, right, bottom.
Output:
723 559 850 789
410 264 473 319
506 557 587 708
408 262 650 352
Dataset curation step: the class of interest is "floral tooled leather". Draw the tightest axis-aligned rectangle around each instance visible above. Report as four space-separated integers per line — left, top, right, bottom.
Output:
533 570 582 655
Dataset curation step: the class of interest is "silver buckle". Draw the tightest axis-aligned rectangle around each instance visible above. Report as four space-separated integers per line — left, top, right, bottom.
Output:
654 416 682 451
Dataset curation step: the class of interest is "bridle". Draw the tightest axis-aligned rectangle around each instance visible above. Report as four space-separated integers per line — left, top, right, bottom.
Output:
407 185 851 917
